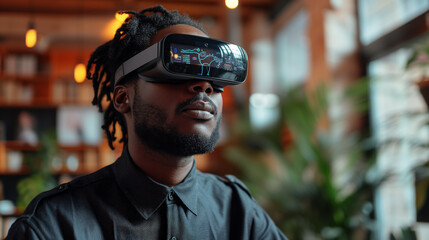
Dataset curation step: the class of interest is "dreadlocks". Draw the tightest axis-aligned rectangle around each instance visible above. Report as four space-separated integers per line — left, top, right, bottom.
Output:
86 5 206 150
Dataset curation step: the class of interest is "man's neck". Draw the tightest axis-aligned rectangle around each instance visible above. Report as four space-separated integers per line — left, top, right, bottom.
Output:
127 140 194 187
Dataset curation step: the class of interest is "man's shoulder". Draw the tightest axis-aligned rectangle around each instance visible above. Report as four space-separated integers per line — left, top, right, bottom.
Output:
7 164 118 238
222 174 254 198
68 163 115 188
196 171 253 199
21 163 115 218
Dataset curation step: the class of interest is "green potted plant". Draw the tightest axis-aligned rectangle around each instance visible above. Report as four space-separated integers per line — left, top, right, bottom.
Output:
16 130 57 211
389 226 418 240
223 80 383 239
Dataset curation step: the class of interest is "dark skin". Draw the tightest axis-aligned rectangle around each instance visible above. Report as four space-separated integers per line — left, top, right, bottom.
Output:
113 25 223 187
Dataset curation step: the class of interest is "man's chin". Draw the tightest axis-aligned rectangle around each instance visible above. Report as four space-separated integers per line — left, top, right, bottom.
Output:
137 132 219 157
134 118 221 157
133 106 222 157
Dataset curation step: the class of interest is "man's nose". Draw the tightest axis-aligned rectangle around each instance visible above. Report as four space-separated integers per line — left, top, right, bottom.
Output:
187 80 213 94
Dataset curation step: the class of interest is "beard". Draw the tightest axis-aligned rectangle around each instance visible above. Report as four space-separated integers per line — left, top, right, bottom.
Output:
132 95 221 157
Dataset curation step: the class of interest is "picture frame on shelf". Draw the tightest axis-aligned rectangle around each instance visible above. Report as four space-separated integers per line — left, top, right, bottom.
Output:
57 106 102 146
0 108 56 144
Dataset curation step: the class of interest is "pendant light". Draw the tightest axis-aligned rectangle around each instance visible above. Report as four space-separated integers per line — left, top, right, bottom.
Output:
25 21 37 48
115 12 129 22
74 62 86 83
225 0 239 9
74 2 87 84
26 0 37 48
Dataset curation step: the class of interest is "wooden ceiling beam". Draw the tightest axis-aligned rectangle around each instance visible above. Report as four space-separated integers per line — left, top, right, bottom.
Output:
0 0 118 16
0 0 274 19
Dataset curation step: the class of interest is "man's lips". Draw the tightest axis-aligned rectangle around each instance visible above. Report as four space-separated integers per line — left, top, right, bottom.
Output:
181 100 216 120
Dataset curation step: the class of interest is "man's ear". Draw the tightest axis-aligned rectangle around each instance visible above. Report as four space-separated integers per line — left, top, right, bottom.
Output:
113 86 130 113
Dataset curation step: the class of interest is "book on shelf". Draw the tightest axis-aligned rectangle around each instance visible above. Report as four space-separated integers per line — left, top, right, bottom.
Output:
0 81 34 104
52 80 93 104
4 54 37 77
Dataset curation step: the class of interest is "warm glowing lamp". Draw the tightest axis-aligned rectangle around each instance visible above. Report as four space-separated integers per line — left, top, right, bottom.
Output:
225 0 239 9
103 12 129 40
25 23 37 48
115 12 129 22
74 63 86 83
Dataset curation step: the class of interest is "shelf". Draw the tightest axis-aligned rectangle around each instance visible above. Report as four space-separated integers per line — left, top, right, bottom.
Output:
3 141 38 151
0 101 58 108
0 169 92 176
0 141 105 175
1 74 51 83
0 209 24 218
0 169 29 176
60 144 100 151
0 100 94 108
2 141 101 151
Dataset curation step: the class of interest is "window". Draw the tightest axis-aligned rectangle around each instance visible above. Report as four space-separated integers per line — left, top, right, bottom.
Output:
358 0 429 238
275 10 310 90
359 0 429 45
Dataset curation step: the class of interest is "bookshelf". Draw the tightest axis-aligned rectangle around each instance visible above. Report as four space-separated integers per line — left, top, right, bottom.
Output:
0 46 119 207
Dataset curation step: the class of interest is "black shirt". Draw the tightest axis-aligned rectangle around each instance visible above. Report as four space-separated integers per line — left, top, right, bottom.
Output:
6 147 287 240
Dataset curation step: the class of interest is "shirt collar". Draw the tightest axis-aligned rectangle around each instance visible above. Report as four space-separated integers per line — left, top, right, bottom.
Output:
113 146 199 220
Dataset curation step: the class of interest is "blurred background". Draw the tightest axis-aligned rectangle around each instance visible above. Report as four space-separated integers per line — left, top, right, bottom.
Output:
0 0 429 239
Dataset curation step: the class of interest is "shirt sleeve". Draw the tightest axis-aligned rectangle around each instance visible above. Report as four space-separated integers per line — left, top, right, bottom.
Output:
224 175 288 240
251 203 288 240
5 218 41 240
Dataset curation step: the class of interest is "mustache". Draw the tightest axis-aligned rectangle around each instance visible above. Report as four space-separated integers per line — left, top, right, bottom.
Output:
175 93 218 116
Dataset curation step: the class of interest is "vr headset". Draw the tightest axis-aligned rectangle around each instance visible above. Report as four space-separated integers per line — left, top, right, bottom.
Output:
114 33 248 89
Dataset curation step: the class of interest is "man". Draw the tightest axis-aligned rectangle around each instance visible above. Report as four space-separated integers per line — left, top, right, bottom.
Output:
6 5 287 239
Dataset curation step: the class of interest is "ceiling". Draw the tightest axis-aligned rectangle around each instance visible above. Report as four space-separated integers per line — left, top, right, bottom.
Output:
0 0 283 50
1 0 280 17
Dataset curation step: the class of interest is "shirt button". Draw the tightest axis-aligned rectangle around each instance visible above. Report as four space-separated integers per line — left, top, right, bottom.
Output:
57 184 66 191
168 192 174 201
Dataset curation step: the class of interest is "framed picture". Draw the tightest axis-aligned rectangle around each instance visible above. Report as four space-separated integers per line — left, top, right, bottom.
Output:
57 106 102 146
0 108 56 143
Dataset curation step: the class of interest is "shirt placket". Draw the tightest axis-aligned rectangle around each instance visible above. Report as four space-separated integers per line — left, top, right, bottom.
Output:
166 190 179 240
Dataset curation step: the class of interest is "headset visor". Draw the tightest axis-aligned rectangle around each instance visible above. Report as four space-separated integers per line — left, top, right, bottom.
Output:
115 34 248 88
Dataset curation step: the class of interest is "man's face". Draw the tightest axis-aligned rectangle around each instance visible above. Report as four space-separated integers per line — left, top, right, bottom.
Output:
130 25 223 156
